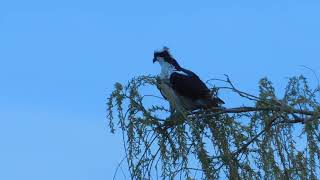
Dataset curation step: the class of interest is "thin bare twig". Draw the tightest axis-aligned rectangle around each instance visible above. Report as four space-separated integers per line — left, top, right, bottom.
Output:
113 156 127 180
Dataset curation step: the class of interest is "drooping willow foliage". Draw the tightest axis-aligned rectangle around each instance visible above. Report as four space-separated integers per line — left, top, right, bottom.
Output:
107 75 320 179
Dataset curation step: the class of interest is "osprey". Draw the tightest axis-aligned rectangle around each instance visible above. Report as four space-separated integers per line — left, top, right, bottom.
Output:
153 47 224 112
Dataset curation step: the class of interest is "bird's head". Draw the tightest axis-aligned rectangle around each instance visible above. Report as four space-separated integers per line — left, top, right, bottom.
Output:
153 47 181 70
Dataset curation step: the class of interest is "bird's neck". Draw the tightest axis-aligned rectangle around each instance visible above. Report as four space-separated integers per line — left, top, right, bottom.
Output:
159 61 176 79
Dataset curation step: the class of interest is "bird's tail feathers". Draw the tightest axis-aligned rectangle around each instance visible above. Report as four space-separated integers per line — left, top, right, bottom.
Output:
196 97 224 109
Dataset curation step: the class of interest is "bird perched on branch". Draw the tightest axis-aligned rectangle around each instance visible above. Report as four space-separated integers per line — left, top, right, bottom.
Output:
153 47 224 114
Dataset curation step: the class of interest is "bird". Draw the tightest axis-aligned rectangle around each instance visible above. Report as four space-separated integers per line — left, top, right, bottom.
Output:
153 47 224 113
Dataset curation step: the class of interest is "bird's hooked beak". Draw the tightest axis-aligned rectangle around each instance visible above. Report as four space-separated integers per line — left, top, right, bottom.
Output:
153 57 157 63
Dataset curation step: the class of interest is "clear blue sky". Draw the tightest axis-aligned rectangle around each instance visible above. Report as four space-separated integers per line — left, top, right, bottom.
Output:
0 0 319 180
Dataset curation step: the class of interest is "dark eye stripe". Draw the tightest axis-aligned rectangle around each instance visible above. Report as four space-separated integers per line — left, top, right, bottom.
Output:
154 52 161 57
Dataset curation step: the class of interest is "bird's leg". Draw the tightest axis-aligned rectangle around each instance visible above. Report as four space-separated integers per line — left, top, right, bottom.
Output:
175 104 189 121
169 103 174 114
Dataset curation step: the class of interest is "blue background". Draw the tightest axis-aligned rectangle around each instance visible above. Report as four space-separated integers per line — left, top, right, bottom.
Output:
0 0 319 179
